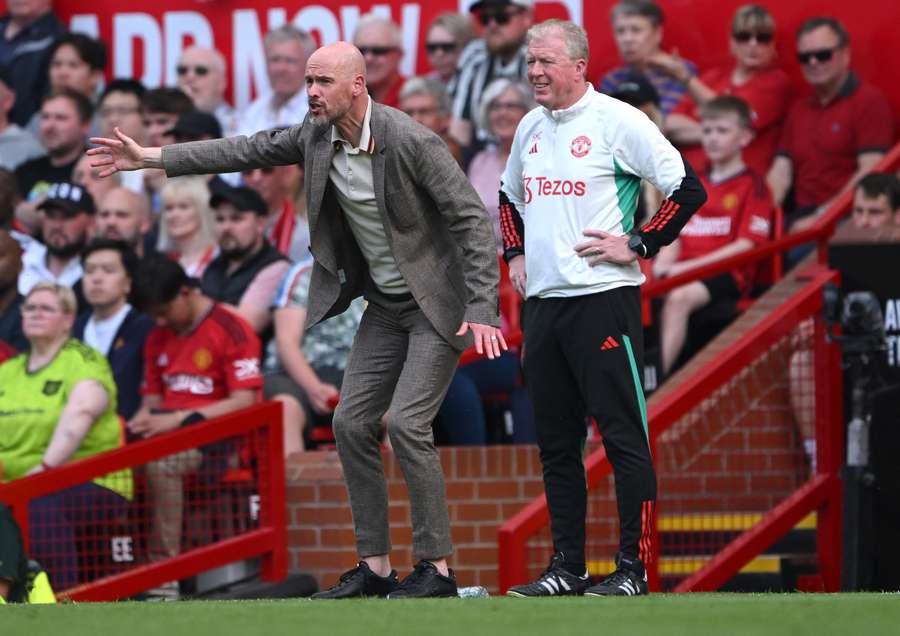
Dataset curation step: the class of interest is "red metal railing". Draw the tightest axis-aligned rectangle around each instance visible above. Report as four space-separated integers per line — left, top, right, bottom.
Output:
497 139 900 594
0 402 287 601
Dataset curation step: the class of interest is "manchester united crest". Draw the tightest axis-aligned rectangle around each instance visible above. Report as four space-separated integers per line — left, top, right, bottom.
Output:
193 348 213 371
570 135 591 158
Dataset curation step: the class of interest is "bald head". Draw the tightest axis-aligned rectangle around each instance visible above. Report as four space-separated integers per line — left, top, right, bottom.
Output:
178 45 228 112
96 187 151 252
308 42 367 80
306 42 369 127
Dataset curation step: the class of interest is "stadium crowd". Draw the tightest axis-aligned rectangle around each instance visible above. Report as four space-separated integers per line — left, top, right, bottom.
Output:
0 0 898 600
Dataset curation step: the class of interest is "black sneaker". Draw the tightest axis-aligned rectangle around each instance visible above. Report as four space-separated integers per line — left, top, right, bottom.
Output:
506 552 590 597
584 553 648 597
387 560 458 599
310 561 398 599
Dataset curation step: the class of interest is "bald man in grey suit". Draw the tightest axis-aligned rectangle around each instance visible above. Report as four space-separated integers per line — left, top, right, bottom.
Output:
90 42 504 599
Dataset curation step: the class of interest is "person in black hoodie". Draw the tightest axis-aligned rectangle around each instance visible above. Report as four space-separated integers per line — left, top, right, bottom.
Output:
72 238 154 421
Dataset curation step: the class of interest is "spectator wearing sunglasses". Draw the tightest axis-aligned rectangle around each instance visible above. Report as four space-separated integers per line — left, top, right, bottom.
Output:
424 13 476 86
238 25 314 137
176 46 239 139
663 4 792 177
599 0 696 117
353 14 406 109
767 17 895 240
450 0 533 149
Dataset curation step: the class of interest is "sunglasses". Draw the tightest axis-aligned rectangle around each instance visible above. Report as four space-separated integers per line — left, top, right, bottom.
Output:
732 31 774 44
426 42 457 54
797 47 840 65
176 64 210 77
478 7 523 27
358 46 397 57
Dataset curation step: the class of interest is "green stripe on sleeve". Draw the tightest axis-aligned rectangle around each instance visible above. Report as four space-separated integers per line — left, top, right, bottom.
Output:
614 157 642 233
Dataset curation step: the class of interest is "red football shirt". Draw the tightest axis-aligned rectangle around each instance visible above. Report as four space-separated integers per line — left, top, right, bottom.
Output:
672 65 793 176
777 74 895 208
142 304 262 410
679 169 775 293
0 339 15 364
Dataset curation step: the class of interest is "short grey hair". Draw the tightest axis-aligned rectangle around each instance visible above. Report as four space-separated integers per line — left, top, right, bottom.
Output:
478 79 535 137
526 20 589 64
399 77 451 115
264 24 316 56
27 281 78 316
354 14 403 49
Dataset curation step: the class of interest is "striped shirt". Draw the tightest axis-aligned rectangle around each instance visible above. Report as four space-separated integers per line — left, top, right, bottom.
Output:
599 63 697 116
451 39 529 140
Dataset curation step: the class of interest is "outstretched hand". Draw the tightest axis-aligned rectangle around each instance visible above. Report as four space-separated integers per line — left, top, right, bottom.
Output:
87 127 157 177
457 322 507 360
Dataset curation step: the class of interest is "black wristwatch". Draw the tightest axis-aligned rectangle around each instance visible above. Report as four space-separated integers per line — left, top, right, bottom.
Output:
627 233 649 259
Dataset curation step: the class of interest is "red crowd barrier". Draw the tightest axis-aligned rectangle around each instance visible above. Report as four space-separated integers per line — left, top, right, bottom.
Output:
0 402 287 601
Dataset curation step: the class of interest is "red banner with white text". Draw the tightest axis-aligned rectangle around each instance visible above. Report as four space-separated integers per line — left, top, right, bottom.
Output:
3 0 899 113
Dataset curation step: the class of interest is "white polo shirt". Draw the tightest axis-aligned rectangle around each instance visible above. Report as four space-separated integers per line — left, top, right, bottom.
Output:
500 85 686 299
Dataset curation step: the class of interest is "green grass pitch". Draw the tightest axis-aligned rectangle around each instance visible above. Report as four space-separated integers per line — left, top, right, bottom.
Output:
4 594 899 636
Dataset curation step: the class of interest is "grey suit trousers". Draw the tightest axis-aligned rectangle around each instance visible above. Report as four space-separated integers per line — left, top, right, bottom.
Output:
333 289 459 560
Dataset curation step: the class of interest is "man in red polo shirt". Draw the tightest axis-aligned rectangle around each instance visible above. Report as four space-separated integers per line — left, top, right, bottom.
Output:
128 255 261 590
767 17 895 235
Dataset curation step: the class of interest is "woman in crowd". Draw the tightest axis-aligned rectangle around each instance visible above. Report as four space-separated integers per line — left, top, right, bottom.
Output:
467 78 534 249
0 282 132 591
658 4 792 175
424 12 476 85
157 176 217 278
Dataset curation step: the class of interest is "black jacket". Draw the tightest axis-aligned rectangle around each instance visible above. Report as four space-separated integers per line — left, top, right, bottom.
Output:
73 307 155 421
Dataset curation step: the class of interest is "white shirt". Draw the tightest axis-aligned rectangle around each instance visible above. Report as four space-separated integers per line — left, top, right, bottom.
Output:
18 241 83 296
83 303 131 356
238 88 309 137
500 86 686 299
329 98 407 294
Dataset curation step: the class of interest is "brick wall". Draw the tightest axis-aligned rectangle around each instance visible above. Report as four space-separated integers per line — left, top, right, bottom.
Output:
285 446 544 592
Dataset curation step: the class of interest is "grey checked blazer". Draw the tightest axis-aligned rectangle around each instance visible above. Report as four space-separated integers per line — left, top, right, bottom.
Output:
162 103 500 350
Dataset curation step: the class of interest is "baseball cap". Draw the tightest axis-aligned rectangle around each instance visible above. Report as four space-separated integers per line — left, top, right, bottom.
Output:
609 73 660 108
37 182 96 216
210 184 268 216
470 0 535 13
166 110 223 140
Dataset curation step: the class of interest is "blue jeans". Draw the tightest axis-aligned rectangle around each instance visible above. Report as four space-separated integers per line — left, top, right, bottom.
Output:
28 482 129 591
436 352 535 445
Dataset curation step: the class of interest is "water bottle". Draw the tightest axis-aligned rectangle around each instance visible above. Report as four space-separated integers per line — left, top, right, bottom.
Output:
846 415 869 467
457 586 490 598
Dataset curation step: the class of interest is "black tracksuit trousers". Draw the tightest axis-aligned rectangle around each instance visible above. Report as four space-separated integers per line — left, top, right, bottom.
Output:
523 285 657 572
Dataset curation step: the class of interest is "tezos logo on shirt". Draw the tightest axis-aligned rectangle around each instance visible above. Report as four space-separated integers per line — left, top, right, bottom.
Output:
523 176 587 203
